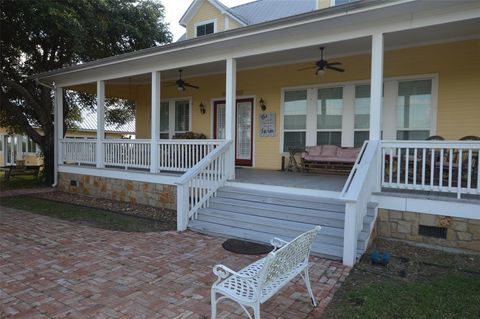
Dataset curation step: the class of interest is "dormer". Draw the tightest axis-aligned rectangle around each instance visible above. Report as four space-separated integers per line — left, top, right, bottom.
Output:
318 0 358 9
179 0 246 40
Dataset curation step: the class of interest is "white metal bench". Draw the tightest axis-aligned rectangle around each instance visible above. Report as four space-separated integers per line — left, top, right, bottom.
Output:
211 226 321 319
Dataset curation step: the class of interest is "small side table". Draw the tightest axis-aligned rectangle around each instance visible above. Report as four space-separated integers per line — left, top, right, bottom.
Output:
286 148 304 172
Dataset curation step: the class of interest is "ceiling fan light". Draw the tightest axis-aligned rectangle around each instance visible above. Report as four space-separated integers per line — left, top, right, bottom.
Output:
177 85 185 92
317 69 326 76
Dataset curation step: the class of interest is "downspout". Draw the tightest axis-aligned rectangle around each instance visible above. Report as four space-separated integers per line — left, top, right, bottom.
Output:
35 78 58 187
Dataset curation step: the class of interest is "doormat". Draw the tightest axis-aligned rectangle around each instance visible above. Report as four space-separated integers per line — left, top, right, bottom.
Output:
222 239 274 255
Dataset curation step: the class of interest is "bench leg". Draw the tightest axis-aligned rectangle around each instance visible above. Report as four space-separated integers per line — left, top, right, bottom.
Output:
253 303 261 319
303 268 317 307
211 290 217 319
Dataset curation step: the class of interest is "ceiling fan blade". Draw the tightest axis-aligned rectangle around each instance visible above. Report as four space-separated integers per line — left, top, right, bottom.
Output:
326 65 345 72
327 62 342 66
184 83 200 89
297 65 317 71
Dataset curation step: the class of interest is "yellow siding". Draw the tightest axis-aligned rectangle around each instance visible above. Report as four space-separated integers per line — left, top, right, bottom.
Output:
187 0 226 39
318 0 331 9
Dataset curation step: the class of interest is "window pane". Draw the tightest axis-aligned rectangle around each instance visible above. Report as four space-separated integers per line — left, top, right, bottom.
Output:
22 137 27 152
355 85 370 129
196 25 205 36
317 131 341 146
284 132 305 151
354 131 369 147
317 87 343 130
160 102 169 133
284 90 307 130
397 130 430 141
205 22 214 34
175 100 190 132
160 133 170 139
397 80 432 130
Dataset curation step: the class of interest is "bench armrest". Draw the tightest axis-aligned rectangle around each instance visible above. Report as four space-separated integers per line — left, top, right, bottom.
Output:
270 237 289 251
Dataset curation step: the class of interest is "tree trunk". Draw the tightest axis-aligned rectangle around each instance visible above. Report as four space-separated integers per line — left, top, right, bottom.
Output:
42 133 55 186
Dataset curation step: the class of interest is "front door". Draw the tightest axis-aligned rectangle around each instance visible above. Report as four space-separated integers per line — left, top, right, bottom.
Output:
214 98 254 166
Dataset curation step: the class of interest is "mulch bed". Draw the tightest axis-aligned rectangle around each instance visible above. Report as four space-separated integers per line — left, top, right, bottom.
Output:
32 191 176 226
222 238 274 255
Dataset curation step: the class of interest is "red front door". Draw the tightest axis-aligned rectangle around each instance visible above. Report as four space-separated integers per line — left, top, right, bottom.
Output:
213 98 254 166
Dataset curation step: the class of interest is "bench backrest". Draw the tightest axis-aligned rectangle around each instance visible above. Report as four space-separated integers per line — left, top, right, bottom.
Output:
258 227 321 288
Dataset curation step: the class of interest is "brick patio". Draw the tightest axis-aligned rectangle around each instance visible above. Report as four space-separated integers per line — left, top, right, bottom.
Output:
0 206 350 319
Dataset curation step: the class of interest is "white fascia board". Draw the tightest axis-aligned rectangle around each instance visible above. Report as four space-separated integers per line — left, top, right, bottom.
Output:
49 1 480 87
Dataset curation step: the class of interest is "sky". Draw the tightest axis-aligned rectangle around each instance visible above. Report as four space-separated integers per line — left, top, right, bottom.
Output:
161 0 256 41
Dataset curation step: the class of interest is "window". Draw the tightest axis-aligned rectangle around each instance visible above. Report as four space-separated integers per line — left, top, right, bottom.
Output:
159 99 191 139
333 0 357 5
283 90 307 151
396 80 432 140
317 87 343 146
21 136 37 153
354 85 370 147
195 21 215 37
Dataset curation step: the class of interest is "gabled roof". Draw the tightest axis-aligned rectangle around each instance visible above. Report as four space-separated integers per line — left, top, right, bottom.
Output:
229 0 317 25
179 0 248 27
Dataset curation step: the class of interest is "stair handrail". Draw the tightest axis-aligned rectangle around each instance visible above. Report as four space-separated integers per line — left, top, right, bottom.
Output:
175 140 233 231
339 140 381 266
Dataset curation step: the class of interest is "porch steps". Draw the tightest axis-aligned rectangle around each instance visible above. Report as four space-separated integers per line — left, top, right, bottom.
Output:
188 186 376 260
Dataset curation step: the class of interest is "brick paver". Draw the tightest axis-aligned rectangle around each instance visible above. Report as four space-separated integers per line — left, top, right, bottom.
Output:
0 206 350 318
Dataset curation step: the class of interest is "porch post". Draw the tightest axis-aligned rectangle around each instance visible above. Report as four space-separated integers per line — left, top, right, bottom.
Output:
55 87 63 168
225 58 236 179
150 71 161 173
96 80 105 168
369 33 384 141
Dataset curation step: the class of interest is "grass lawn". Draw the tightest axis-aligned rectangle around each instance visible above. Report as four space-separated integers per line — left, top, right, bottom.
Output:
324 240 480 319
0 196 172 232
0 172 44 190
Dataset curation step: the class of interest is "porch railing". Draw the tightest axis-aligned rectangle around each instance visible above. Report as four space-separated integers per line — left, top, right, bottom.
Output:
175 140 232 231
61 139 96 165
103 139 151 169
381 141 480 198
60 138 223 172
157 140 223 172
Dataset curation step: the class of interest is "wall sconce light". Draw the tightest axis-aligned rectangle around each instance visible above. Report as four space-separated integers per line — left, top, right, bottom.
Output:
199 102 206 114
259 98 266 111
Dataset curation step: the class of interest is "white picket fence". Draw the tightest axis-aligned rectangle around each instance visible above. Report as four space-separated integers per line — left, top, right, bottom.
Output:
381 141 480 198
61 139 97 165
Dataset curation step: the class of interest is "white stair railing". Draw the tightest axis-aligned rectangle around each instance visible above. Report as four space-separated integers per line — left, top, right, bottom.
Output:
340 140 381 267
61 139 97 165
381 141 480 198
175 140 233 231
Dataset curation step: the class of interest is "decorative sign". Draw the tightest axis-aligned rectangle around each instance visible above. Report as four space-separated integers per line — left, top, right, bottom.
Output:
260 112 275 137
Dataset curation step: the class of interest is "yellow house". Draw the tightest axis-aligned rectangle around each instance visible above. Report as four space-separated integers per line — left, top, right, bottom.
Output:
34 0 480 266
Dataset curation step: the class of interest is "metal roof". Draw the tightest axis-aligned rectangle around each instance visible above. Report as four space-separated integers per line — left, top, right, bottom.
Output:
73 109 135 134
229 0 317 25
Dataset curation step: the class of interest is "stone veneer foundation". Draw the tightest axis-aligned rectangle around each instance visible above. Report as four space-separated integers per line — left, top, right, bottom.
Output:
376 209 480 253
58 172 176 210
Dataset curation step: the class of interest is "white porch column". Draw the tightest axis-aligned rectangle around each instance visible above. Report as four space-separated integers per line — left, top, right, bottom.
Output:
150 71 161 173
369 33 384 141
55 87 63 168
96 80 105 168
225 58 236 179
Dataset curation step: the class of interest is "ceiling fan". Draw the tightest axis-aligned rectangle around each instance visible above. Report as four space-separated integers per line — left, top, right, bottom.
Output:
298 47 345 75
167 69 199 91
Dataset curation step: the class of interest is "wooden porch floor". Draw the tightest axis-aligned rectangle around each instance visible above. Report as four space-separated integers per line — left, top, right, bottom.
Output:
232 168 347 192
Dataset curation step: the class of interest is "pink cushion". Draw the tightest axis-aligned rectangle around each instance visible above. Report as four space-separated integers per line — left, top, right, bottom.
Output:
306 146 322 157
320 145 339 157
337 148 360 159
304 155 356 163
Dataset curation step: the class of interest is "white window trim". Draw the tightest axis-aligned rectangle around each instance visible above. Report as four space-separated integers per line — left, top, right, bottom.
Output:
160 97 192 139
279 74 438 154
194 19 217 38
